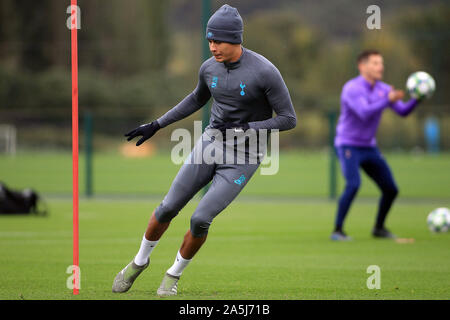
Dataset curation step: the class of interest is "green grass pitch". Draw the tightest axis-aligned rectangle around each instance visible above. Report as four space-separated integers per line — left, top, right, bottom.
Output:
1 151 450 198
0 151 449 299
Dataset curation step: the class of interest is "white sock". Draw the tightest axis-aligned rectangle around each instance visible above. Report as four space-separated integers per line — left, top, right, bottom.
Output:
166 251 191 277
134 235 158 266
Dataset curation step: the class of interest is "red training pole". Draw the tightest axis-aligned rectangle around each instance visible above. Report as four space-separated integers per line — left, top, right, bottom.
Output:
70 0 79 295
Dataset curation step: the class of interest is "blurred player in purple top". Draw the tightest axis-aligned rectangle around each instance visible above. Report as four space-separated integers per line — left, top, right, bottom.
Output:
331 49 421 241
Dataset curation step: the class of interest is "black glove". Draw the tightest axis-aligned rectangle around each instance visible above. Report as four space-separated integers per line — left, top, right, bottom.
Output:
125 121 161 146
214 122 250 135
417 95 425 103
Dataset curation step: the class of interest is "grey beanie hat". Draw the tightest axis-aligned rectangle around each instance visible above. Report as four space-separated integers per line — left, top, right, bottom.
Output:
206 4 243 44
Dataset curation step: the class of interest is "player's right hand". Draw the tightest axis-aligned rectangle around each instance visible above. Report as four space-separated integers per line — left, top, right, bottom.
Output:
125 121 161 146
388 88 405 102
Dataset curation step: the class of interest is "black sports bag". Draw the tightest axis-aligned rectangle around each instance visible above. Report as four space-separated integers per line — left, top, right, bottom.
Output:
0 182 47 215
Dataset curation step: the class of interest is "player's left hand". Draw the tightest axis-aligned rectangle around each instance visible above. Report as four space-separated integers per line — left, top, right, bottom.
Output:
416 95 425 103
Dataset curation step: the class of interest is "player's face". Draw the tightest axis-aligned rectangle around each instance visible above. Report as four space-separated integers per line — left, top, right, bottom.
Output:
360 54 384 81
209 40 239 63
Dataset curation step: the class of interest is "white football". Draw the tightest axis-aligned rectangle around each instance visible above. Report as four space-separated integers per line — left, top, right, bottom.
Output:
406 71 435 99
427 207 450 233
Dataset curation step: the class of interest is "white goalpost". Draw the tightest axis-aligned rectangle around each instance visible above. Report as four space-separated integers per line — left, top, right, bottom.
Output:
0 124 17 156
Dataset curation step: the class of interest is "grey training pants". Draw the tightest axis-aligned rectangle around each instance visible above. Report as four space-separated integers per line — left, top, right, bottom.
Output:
154 132 261 237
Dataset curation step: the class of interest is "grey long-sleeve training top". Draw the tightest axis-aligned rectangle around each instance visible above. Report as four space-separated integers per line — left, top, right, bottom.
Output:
157 47 297 133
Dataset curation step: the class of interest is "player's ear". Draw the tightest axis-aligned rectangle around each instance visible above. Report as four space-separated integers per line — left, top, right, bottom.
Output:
357 62 363 73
